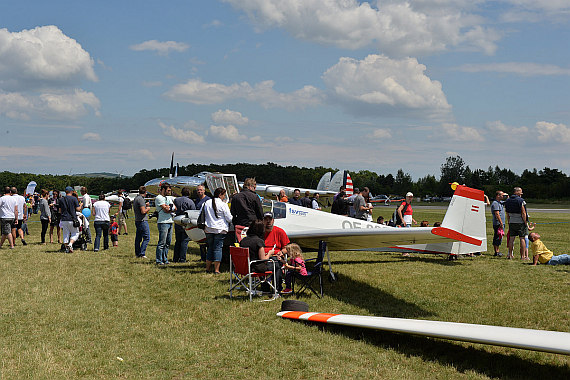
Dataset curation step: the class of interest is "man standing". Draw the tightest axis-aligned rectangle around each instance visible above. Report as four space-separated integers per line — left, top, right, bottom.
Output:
116 190 128 235
300 191 312 208
80 187 92 243
397 192 417 227
311 193 321 210
0 187 17 249
347 188 359 217
194 184 210 261
194 184 210 210
505 187 527 260
59 186 81 253
11 187 27 246
155 183 176 265
230 178 263 241
288 189 302 206
173 187 196 263
133 186 151 259
490 190 506 257
354 187 373 220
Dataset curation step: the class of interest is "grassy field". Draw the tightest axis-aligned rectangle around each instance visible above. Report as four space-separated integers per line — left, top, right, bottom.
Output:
0 206 568 379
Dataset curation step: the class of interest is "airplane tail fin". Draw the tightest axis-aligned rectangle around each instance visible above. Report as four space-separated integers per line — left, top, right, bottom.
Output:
169 153 174 179
317 172 332 191
344 172 353 196
439 185 487 254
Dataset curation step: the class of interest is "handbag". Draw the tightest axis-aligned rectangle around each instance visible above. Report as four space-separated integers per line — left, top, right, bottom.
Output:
197 207 206 230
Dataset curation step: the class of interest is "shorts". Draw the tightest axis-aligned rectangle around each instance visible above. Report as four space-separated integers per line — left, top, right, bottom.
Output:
1 218 14 235
111 234 118 242
13 220 23 230
508 223 527 238
118 212 126 224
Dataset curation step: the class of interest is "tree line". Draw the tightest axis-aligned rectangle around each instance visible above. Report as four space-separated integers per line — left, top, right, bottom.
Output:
1 155 568 200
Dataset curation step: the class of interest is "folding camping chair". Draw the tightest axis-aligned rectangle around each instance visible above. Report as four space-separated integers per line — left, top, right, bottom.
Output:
292 240 326 299
229 246 278 301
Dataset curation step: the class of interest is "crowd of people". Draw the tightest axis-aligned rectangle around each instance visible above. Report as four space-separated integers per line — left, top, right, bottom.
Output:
1 181 567 288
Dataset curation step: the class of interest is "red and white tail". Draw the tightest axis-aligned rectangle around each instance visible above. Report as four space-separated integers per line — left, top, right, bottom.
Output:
344 172 353 196
439 185 487 254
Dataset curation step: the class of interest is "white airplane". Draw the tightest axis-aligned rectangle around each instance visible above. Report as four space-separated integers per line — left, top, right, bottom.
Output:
143 154 353 202
174 183 487 262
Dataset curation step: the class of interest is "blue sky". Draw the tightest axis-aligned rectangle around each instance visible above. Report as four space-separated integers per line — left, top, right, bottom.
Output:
1 1 569 180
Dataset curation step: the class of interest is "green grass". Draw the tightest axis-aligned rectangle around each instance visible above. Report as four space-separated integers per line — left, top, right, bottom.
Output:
0 207 568 379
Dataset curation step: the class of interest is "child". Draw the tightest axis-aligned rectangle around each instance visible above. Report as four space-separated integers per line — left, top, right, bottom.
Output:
281 243 307 294
109 215 119 247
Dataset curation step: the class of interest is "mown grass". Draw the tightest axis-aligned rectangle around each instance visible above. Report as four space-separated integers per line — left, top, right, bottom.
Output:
0 206 568 379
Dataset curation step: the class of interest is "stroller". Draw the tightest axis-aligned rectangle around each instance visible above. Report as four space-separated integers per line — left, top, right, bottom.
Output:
60 213 89 252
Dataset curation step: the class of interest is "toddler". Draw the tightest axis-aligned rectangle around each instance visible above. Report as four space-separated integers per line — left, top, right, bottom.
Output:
281 243 307 294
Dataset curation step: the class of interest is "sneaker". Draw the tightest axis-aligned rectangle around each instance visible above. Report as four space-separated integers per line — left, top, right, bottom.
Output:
140 255 147 259
494 252 503 257
22 240 27 246
281 288 292 294
94 249 99 252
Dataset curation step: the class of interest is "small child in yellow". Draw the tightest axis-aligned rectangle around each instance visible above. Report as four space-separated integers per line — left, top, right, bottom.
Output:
529 232 569 266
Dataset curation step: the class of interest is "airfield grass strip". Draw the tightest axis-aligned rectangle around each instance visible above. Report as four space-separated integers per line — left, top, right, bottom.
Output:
0 206 568 379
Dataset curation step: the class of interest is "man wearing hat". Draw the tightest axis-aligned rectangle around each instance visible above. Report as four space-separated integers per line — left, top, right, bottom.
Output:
59 186 81 253
397 192 417 227
262 211 288 291
263 211 289 255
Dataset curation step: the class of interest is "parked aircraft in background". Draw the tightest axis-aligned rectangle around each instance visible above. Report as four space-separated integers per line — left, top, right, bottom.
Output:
143 154 353 204
175 183 487 258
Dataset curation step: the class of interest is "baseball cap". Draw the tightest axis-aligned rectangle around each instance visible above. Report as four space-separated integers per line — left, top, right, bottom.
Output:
65 186 74 192
406 192 414 197
263 211 274 219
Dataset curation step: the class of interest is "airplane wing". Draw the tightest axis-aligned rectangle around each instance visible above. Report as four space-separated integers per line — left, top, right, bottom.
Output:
287 227 481 251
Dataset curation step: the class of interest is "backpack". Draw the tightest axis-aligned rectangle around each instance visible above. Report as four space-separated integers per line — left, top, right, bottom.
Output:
388 202 409 227
122 196 132 210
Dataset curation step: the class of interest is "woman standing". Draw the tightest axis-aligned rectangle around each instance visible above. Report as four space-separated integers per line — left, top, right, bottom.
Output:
39 189 51 245
92 194 111 251
203 187 232 274
49 190 61 244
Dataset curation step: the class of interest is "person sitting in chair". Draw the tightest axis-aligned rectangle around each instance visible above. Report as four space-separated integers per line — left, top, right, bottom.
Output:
240 220 283 291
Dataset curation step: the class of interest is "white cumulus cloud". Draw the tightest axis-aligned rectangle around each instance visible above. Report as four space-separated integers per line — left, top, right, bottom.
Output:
370 129 392 139
534 121 570 143
322 54 451 118
160 121 205 144
211 109 249 125
130 40 189 56
208 124 247 142
164 79 323 110
82 132 101 141
441 123 484 142
223 0 500 56
0 25 97 91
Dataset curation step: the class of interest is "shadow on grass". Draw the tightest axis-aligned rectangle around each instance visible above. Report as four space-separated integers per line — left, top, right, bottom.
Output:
295 272 435 319
303 323 570 379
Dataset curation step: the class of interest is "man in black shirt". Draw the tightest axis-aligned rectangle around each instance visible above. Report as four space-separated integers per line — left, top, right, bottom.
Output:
173 187 196 262
59 186 81 253
230 178 263 241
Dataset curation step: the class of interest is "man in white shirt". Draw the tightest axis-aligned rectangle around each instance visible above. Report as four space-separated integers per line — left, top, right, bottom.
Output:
11 187 27 246
0 186 18 249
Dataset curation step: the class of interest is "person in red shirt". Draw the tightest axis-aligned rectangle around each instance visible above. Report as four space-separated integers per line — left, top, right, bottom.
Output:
263 211 290 254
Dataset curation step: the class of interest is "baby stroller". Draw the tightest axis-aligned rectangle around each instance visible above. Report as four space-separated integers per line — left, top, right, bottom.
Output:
72 213 90 251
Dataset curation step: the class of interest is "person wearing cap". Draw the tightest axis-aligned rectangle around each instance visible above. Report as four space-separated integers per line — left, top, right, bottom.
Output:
397 192 417 227
262 212 288 291
263 211 290 255
59 186 81 253
490 190 506 257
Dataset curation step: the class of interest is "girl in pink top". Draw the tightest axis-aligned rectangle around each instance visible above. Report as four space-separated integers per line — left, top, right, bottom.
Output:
282 243 307 294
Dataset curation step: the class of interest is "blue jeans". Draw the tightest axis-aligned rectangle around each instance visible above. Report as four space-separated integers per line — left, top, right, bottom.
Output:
173 224 191 262
548 254 569 265
156 222 173 264
135 220 150 257
94 221 109 250
205 233 225 262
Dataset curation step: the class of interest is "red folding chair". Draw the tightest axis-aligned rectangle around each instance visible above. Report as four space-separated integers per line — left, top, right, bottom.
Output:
229 246 278 301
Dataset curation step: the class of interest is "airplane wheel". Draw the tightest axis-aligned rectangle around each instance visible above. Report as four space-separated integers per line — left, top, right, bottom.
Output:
281 300 309 312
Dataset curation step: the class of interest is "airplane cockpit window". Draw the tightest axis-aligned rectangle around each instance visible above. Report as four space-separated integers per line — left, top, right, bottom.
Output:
272 202 286 219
